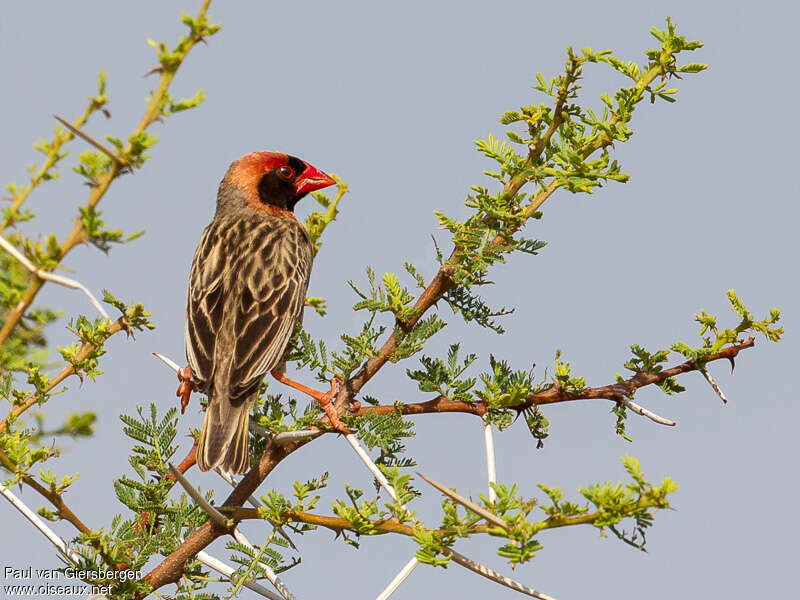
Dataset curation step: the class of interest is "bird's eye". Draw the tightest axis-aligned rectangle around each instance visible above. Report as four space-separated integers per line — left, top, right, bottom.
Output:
276 165 294 180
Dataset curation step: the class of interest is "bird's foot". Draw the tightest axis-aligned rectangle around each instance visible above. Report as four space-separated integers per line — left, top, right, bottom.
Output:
176 366 196 415
270 370 354 434
317 377 354 435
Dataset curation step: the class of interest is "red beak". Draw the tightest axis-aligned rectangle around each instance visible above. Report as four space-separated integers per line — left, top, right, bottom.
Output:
295 163 336 196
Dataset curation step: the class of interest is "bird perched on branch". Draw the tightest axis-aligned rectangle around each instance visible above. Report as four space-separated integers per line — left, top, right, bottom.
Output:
180 151 346 473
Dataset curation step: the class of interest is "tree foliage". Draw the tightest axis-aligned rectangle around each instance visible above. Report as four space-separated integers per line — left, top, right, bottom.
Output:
0 5 783 600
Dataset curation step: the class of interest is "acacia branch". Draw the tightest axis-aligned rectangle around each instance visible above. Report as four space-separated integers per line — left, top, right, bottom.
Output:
225 492 661 539
354 337 754 418
0 0 213 347
139 28 710 598
139 438 301 595
0 484 82 565
140 271 748 598
0 318 126 435
0 234 110 320
157 483 659 600
0 448 122 569
0 97 105 233
338 60 668 411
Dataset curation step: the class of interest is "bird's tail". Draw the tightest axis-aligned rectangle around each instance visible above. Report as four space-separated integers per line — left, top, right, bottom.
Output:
196 394 251 474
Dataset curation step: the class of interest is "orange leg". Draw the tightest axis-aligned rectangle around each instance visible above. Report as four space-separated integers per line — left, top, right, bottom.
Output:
176 366 196 415
270 370 353 434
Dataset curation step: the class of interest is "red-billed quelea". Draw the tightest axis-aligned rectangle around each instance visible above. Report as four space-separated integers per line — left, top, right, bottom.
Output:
181 151 346 474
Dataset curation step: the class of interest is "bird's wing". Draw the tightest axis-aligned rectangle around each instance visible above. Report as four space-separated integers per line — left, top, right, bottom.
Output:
185 223 228 391
187 218 311 399
226 222 312 400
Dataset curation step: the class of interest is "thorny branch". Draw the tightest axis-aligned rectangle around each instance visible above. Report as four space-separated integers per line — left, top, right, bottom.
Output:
0 234 110 320
353 338 754 418
223 493 663 539
0 0 214 347
138 38 738 597
0 318 127 435
0 446 120 569
0 94 107 233
336 58 672 412
4 13 767 600
1 0 215 585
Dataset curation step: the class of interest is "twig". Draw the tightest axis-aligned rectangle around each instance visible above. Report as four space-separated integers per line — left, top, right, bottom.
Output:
0 235 110 320
620 398 676 426
0 318 126 435
608 524 647 552
416 472 509 533
701 368 728 404
483 420 498 503
375 557 420 600
168 463 231 528
0 0 215 349
216 468 297 550
1 484 81 565
53 115 128 168
196 551 282 600
231 528 296 600
355 338 754 419
1 99 102 234
447 549 557 600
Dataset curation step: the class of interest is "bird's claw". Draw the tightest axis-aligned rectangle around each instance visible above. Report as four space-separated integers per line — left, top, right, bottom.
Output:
319 377 354 435
176 366 196 415
270 370 353 434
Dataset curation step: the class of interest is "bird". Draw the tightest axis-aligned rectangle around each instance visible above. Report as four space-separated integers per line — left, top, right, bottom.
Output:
181 151 345 474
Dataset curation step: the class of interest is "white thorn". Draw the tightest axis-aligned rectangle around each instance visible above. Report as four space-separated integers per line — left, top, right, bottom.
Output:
231 528 297 600
346 434 420 597
448 549 557 600
168 463 230 527
701 368 728 404
152 351 181 374
621 398 676 426
273 429 324 444
417 472 509 532
216 468 297 550
1 484 81 565
375 557 420 600
483 420 498 503
215 468 261 510
344 433 398 502
196 550 283 600
0 235 110 320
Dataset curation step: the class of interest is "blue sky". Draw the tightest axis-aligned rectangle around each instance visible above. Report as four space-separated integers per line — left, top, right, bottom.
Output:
1 1 797 598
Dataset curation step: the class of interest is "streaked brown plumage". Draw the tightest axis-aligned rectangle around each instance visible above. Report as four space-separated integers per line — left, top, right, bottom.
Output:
185 151 335 473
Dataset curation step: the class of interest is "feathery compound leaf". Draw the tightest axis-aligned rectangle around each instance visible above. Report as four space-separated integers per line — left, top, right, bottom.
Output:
350 411 416 473
444 286 513 334
407 343 478 402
